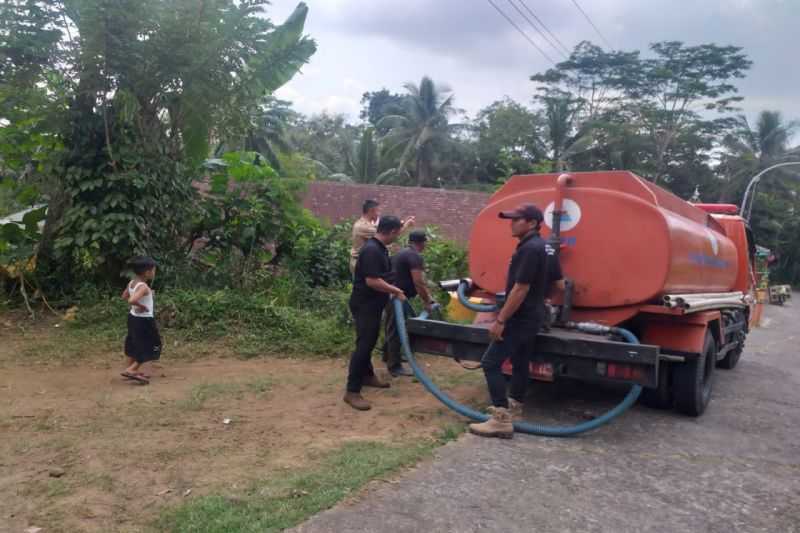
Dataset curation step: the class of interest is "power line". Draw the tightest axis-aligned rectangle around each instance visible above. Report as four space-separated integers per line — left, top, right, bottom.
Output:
517 0 572 57
485 0 556 65
569 0 613 50
505 0 568 60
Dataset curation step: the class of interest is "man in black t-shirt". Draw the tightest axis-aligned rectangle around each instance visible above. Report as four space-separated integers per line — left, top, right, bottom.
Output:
469 203 563 439
345 216 407 411
383 230 435 377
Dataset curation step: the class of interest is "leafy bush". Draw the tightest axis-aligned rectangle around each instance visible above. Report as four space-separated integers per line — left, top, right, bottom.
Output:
283 219 350 287
421 227 469 284
192 152 308 286
71 279 353 358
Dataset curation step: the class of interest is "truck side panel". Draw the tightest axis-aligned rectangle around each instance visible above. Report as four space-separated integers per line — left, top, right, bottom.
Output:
638 311 723 355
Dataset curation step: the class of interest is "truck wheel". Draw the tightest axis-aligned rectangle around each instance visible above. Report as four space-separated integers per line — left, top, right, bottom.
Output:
673 333 716 417
640 362 672 409
717 344 742 370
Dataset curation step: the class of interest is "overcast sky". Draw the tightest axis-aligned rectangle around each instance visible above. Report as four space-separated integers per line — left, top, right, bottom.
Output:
270 0 799 129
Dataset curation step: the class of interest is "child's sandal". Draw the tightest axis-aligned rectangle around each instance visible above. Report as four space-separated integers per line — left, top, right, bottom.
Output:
121 371 149 384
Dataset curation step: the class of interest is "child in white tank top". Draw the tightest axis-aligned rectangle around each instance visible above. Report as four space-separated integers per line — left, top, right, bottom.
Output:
121 256 162 384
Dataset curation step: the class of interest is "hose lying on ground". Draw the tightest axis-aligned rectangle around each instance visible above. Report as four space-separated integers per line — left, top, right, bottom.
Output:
396 298 643 437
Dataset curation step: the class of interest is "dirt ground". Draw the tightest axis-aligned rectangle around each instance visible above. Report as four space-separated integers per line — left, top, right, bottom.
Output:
0 314 485 533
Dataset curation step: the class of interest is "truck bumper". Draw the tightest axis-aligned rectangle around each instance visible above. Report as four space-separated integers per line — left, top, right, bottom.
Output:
407 318 661 389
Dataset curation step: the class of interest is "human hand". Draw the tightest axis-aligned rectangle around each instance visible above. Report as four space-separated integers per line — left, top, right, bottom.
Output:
394 291 407 302
403 216 416 229
489 320 505 341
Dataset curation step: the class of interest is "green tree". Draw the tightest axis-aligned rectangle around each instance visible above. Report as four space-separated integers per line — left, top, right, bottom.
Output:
534 90 595 172
474 98 543 181
617 41 751 182
287 112 362 178
531 41 637 124
717 111 800 285
379 76 460 187
359 89 405 133
1 1 316 286
222 97 298 171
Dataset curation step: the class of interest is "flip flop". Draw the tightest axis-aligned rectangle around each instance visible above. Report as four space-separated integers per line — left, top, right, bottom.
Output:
121 371 149 384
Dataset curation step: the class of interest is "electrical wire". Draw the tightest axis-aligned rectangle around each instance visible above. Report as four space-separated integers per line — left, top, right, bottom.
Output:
485 0 556 65
505 0 568 60
569 0 613 49
518 0 572 57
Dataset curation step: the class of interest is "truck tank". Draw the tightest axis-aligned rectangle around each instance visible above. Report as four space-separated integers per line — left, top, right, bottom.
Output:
468 171 739 314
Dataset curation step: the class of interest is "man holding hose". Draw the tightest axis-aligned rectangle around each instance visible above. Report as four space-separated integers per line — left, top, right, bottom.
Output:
469 203 562 439
345 216 407 411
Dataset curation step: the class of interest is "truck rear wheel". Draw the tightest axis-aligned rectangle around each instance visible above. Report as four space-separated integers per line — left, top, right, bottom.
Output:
640 361 672 409
673 332 716 417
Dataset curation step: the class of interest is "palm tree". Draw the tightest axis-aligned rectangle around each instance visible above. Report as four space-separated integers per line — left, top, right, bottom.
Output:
719 111 800 201
327 127 394 183
212 98 295 171
378 76 459 186
244 98 295 171
538 92 595 172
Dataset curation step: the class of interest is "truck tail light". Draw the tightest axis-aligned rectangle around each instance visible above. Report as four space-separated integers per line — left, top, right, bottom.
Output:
598 362 645 382
502 360 555 382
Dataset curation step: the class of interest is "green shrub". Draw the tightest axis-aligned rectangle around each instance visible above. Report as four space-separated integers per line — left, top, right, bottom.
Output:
283 219 350 288
70 280 353 359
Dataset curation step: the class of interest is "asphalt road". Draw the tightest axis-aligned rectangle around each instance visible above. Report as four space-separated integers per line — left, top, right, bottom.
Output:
294 300 800 533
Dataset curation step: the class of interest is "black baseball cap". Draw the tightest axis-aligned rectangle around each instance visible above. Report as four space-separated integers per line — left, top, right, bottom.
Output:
409 230 428 243
498 203 544 222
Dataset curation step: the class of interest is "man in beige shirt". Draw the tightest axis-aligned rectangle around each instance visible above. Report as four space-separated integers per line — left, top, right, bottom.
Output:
350 199 414 274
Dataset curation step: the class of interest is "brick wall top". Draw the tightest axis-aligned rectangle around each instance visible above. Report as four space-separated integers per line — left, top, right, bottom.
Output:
302 181 491 243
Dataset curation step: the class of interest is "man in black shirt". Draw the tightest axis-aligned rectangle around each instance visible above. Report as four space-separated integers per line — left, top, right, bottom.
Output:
469 203 563 439
345 216 407 411
383 230 436 377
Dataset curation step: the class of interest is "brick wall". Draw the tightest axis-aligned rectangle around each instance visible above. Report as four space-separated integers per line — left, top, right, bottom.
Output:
302 181 491 243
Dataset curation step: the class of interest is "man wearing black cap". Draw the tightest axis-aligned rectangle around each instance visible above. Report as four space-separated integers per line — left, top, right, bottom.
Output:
469 203 562 439
345 215 407 411
383 230 436 377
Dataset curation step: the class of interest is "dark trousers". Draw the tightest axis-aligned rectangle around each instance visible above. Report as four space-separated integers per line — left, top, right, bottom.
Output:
383 299 415 369
347 299 384 393
481 321 540 408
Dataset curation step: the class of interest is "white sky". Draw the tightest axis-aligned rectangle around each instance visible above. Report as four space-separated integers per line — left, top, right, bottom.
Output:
270 0 799 134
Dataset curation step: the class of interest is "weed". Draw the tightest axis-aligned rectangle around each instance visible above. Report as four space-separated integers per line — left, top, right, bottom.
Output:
436 422 466 443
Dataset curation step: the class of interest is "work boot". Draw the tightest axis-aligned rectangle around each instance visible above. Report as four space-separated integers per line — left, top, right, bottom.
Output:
362 374 390 388
343 392 371 411
388 364 414 377
508 398 524 419
469 407 514 439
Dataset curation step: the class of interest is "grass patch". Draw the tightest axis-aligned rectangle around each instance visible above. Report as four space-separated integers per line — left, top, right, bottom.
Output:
156 437 454 533
178 377 274 410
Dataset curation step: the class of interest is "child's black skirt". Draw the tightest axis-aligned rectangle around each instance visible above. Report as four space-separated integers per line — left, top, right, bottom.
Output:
125 315 162 363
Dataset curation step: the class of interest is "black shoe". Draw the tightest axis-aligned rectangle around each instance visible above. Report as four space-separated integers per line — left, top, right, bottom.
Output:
389 364 414 377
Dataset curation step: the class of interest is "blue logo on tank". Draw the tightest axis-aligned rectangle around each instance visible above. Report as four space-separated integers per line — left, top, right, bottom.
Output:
688 253 730 269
